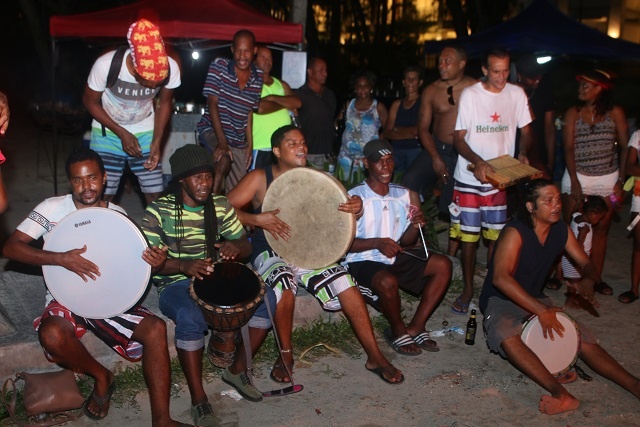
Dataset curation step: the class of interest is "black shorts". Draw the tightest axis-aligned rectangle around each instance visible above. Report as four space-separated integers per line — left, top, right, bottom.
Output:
347 249 428 307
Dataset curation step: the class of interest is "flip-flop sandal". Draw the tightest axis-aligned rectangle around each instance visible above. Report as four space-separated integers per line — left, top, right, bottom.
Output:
594 281 613 296
84 380 116 420
365 365 404 385
618 290 639 304
411 331 439 352
269 360 294 384
451 296 469 315
545 278 563 290
383 328 422 356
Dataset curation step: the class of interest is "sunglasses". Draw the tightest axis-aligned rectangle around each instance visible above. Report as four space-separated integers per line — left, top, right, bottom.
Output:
447 86 455 106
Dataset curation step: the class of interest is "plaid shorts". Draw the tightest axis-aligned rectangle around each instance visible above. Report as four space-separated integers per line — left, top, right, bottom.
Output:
34 300 155 362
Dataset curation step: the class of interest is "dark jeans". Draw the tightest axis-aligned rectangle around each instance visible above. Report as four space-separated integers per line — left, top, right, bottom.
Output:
402 142 457 214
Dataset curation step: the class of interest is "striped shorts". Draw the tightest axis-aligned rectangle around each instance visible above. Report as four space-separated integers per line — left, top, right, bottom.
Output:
90 128 164 195
449 180 507 243
252 250 355 311
34 300 154 362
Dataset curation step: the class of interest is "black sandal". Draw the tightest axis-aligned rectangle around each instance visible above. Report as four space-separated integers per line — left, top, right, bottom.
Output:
594 281 613 296
545 278 563 290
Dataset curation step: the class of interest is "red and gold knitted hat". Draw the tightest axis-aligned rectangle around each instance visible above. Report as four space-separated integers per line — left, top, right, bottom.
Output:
127 19 169 82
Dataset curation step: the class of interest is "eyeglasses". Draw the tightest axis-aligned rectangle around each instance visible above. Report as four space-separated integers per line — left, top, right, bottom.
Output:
447 86 455 105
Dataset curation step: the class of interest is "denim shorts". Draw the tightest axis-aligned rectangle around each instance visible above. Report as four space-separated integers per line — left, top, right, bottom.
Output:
159 278 276 351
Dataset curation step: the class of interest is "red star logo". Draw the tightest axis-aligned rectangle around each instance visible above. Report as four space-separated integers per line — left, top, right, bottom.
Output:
490 112 500 122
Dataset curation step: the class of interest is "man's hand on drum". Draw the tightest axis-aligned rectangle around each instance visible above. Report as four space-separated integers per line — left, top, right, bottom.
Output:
258 209 291 241
143 245 168 273
181 258 214 280
60 245 100 282
215 241 242 261
537 306 566 341
339 195 363 218
376 238 403 258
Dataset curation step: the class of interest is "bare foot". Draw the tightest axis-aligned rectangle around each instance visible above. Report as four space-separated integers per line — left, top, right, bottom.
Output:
539 394 580 415
365 362 404 384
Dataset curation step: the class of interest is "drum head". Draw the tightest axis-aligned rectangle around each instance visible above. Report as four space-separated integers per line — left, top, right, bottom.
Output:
42 208 151 319
521 312 580 376
262 168 355 270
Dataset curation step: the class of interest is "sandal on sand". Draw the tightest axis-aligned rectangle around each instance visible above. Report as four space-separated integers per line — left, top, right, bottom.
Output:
555 370 578 384
383 328 421 356
594 281 613 296
84 381 116 420
366 365 405 385
451 296 469 315
411 331 439 352
618 291 639 304
545 278 563 290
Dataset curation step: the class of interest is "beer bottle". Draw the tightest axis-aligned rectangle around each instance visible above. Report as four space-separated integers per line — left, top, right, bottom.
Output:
465 309 477 345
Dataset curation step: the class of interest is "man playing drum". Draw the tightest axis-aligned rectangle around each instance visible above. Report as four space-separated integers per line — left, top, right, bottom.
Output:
345 139 452 355
227 125 404 385
142 145 276 427
479 178 640 415
2 148 189 426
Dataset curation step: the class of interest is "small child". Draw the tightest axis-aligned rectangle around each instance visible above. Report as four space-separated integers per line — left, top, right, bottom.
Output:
619 130 640 303
561 195 608 301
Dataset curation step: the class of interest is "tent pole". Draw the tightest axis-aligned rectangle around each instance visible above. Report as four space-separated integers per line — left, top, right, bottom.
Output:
51 38 58 195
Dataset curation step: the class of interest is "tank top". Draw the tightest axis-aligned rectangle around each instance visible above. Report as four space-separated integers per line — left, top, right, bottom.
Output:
574 112 618 176
252 78 292 151
479 218 568 313
390 98 420 149
339 98 382 160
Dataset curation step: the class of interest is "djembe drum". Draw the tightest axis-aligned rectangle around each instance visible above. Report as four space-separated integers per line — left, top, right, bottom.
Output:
189 262 265 368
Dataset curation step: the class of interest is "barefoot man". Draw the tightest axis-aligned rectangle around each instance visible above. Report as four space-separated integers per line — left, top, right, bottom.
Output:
479 179 640 415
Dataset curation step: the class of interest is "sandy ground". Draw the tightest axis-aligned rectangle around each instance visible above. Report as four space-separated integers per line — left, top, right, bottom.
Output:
1 115 639 426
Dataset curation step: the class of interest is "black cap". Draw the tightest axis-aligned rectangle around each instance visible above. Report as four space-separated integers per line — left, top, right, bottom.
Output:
170 144 214 181
363 139 393 162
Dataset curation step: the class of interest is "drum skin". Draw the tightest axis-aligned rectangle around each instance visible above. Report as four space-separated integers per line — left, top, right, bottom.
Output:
189 262 265 332
521 312 580 376
42 208 151 319
262 168 356 269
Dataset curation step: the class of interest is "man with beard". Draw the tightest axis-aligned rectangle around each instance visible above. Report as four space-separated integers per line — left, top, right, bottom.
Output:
197 30 263 194
3 148 189 426
142 144 276 426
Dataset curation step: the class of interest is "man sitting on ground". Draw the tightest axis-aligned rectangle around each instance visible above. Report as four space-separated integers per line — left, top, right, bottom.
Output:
2 148 188 426
345 139 451 355
479 178 640 415
227 125 404 385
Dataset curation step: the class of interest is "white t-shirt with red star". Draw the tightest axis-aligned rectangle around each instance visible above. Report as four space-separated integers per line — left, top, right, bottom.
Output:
453 81 532 186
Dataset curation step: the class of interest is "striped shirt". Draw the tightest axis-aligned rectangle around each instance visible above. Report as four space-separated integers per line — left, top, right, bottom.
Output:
142 193 245 293
346 182 411 265
197 58 263 149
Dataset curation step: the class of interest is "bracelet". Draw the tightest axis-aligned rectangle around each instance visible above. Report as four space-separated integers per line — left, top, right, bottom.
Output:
355 206 364 216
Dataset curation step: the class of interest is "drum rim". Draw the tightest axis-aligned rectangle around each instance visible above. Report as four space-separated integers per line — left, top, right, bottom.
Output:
262 167 356 269
521 312 581 376
42 207 151 319
189 261 266 313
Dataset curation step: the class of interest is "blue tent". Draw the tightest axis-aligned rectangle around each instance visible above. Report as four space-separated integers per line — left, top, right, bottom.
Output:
425 0 640 60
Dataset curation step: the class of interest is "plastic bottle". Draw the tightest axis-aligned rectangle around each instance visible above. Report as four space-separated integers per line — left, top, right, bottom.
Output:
465 309 477 345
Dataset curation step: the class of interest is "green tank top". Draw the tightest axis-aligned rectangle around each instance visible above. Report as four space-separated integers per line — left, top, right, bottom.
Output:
252 77 292 151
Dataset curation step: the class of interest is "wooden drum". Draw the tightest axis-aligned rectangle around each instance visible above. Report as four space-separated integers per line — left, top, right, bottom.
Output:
262 168 356 270
189 262 265 367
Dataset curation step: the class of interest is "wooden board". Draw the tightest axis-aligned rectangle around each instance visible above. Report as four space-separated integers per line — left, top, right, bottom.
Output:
467 155 543 189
